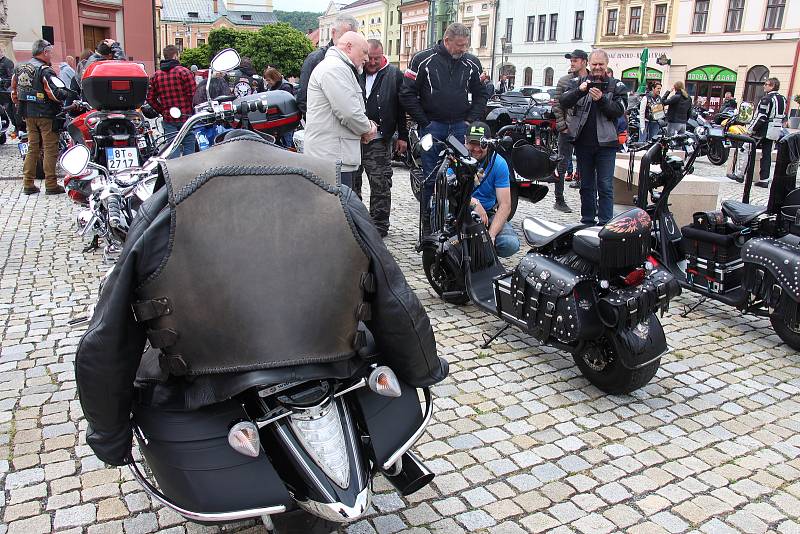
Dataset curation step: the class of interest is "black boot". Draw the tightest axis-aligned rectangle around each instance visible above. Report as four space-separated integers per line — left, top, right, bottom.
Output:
554 197 572 213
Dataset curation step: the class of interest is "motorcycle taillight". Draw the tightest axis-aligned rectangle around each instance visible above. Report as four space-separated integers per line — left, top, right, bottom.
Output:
623 268 646 287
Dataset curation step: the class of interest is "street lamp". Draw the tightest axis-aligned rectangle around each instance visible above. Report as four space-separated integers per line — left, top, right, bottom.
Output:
499 36 511 80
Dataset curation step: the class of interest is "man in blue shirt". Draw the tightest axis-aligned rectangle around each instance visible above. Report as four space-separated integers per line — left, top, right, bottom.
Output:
465 122 520 258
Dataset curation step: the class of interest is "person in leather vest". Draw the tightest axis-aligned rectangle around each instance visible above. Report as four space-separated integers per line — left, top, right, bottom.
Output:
75 132 449 466
11 39 70 194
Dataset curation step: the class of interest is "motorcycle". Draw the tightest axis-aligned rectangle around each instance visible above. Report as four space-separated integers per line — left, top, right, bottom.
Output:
70 48 441 534
417 132 682 393
686 106 730 166
635 129 800 350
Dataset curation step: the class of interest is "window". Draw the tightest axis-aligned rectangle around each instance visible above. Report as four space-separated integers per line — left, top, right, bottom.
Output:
412 30 417 50
241 14 252 21
653 4 667 33
197 38 205 46
466 5 472 12
390 10 393 24
480 24 487 47
482 3 487 9
744 65 769 103
537 14 546 41
629 6 641 34
524 67 532 85
175 37 183 52
764 0 785 30
549 13 558 40
544 67 553 86
725 0 744 31
505 18 513 40
388 40 392 55
188 11 198 17
526 16 535 41
396 38 400 54
574 11 584 40
692 1 709 33
606 9 618 35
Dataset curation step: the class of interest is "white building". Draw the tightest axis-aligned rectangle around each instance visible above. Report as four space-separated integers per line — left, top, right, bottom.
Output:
492 0 598 88
318 1 347 47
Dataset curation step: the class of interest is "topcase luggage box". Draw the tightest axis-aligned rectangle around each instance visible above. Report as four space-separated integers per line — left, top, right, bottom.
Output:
82 60 149 111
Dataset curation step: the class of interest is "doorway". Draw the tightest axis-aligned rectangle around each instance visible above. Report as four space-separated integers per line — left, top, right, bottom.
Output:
83 25 109 51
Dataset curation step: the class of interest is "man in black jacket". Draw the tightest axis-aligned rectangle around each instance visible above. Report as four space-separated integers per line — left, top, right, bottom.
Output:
353 39 408 237
297 14 358 116
749 78 788 187
75 134 448 466
399 22 487 232
560 49 627 225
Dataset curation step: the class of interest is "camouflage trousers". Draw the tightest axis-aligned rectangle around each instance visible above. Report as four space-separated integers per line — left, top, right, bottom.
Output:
353 138 393 235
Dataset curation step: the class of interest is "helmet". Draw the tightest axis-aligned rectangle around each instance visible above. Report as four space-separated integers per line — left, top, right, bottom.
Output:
510 142 560 181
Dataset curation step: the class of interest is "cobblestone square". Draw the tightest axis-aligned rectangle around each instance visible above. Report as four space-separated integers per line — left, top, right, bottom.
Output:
1 140 799 533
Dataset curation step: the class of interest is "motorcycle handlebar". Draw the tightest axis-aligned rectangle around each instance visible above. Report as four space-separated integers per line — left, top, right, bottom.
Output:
236 98 269 116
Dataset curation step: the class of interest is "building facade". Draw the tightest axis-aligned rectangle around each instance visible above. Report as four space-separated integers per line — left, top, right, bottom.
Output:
158 0 277 55
8 0 157 73
456 0 496 74
669 0 799 112
398 0 429 70
338 0 385 40
384 0 402 65
318 1 346 47
493 0 599 88
594 0 676 92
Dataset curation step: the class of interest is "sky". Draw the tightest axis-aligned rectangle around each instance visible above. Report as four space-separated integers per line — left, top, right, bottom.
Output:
273 0 329 12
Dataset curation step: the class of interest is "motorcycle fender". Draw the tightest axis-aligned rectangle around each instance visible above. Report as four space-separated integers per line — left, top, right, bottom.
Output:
355 380 424 467
604 314 667 370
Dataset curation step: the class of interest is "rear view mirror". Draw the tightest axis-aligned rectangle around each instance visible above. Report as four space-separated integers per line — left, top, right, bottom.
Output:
59 144 91 175
420 133 434 152
50 76 66 89
210 48 240 73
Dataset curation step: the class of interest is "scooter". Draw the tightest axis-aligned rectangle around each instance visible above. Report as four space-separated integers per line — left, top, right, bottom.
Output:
417 132 682 394
635 129 800 350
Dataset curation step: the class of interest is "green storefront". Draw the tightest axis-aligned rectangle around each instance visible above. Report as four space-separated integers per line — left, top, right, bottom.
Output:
620 66 662 93
685 65 737 111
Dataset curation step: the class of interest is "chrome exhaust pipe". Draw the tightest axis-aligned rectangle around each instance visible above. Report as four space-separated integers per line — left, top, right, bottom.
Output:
382 451 434 496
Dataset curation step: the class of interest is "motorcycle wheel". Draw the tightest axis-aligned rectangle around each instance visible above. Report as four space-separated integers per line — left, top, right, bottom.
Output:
409 166 423 202
573 336 659 394
270 509 338 534
770 315 800 351
422 248 469 304
707 139 729 166
0 132 6 144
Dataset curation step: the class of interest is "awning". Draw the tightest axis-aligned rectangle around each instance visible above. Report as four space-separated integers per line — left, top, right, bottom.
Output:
621 66 662 80
686 65 737 83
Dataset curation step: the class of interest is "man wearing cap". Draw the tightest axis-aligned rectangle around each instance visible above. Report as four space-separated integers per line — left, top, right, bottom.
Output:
551 49 589 212
11 39 71 195
464 121 520 257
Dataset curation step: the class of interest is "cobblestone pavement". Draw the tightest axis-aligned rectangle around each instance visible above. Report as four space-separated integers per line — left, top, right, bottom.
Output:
1 140 799 534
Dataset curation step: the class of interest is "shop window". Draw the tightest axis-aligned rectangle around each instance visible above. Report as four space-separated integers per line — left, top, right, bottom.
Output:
744 65 769 103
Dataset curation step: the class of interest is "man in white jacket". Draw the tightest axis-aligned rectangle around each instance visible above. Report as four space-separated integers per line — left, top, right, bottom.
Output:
305 31 377 188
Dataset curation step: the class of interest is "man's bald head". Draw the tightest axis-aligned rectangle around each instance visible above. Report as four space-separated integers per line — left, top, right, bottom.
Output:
337 31 369 73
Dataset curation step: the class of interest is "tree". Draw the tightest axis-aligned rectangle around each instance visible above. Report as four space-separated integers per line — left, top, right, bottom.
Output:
274 10 322 33
180 45 211 69
207 27 253 57
206 24 314 78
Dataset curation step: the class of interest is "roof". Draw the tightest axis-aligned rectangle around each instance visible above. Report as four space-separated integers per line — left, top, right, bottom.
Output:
341 0 382 10
160 0 277 26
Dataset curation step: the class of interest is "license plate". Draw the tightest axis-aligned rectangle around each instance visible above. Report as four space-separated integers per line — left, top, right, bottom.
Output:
105 147 139 171
18 142 28 157
136 136 147 150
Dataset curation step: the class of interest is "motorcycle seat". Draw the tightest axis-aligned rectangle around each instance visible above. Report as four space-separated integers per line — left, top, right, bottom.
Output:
571 226 602 264
522 217 584 248
721 200 767 226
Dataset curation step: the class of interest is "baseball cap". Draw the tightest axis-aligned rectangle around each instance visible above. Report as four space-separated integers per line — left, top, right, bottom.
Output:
565 49 588 60
466 121 491 143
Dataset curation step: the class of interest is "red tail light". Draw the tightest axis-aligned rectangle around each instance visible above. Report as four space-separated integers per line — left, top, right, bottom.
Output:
647 255 659 267
623 268 646 287
110 80 131 92
113 140 128 147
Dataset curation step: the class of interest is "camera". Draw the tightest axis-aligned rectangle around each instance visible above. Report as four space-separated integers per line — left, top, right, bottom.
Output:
586 79 608 91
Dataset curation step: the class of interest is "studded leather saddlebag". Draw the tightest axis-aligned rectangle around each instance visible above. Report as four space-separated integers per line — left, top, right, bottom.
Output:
742 236 800 328
596 269 681 331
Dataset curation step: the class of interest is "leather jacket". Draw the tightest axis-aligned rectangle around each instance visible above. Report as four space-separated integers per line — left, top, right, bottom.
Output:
361 59 408 142
76 136 448 466
560 75 628 148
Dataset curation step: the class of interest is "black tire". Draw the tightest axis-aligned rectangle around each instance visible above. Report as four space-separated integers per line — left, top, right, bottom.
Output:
409 165 423 202
573 337 659 394
770 314 800 351
707 139 729 166
422 248 469 304
0 132 6 144
271 509 338 534
508 184 519 221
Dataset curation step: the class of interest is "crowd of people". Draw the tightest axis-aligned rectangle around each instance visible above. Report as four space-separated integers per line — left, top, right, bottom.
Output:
4 22 791 253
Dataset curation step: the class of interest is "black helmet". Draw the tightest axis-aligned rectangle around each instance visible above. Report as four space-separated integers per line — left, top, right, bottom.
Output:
511 142 560 181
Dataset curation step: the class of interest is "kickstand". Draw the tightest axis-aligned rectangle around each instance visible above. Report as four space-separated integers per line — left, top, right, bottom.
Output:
481 323 511 349
681 296 708 317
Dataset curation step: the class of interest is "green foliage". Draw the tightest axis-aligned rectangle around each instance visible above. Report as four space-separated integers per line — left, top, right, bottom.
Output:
274 10 322 33
179 44 211 69
206 24 314 78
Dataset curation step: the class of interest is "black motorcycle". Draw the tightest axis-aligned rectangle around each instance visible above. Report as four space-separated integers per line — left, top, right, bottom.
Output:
686 106 729 166
635 130 800 350
417 132 682 393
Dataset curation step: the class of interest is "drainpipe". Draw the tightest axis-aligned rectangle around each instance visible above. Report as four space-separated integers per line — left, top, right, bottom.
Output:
489 0 499 78
788 36 800 114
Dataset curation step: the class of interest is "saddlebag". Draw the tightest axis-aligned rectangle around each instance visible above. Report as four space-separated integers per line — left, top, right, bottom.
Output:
742 236 800 327
596 269 681 330
681 222 746 294
132 399 292 514
494 253 602 344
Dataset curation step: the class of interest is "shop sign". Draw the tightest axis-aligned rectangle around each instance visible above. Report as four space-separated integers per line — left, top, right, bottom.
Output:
621 66 662 80
686 65 737 83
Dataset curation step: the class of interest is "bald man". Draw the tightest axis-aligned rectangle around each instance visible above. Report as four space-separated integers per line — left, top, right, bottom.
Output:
305 31 377 188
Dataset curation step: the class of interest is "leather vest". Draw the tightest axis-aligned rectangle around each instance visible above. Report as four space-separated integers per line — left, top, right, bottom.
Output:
16 59 59 118
133 137 371 376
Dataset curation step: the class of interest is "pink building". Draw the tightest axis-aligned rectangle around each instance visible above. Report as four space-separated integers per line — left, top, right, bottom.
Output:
9 0 157 75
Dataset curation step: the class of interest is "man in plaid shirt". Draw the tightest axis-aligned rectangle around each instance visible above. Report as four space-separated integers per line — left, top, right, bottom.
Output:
147 45 197 157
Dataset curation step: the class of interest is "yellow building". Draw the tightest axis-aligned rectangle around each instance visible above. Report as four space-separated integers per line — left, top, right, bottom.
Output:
339 0 385 41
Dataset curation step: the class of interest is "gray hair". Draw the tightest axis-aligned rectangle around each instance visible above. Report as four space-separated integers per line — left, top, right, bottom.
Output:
32 39 52 56
444 23 470 39
588 49 609 64
334 14 359 35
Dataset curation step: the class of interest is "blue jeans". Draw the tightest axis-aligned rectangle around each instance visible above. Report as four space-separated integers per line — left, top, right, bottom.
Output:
575 145 617 225
490 216 520 258
641 120 660 142
420 120 467 210
163 121 196 158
